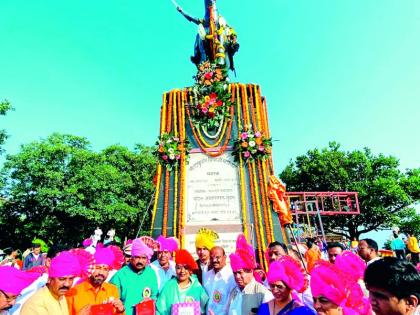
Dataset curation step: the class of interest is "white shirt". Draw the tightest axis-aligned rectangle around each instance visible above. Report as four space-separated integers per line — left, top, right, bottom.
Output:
366 256 381 266
204 265 236 315
199 261 210 284
228 278 273 315
150 260 176 292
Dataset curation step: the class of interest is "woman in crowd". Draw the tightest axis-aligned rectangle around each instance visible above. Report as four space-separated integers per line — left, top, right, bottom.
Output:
156 249 208 315
258 256 315 315
0 247 22 269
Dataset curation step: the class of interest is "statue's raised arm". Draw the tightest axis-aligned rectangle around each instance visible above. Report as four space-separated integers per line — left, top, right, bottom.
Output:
173 0 239 72
176 5 202 25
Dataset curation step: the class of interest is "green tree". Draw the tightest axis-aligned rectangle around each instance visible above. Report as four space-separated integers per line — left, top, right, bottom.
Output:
0 99 13 155
280 142 420 240
0 133 156 248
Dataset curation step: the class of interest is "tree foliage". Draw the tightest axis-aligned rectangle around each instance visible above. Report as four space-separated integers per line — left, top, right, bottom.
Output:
280 142 420 240
0 99 13 155
0 133 156 248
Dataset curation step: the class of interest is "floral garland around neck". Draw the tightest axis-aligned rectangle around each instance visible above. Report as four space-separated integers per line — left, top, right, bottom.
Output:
190 61 231 130
154 133 190 171
232 126 272 163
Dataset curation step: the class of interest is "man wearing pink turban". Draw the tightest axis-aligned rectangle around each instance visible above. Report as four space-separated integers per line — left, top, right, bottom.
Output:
150 235 179 293
227 235 273 315
310 261 372 315
66 246 125 314
110 238 158 315
0 266 41 313
21 250 91 315
257 256 315 315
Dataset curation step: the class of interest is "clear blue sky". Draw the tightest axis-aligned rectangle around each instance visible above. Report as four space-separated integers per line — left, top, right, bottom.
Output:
1 0 419 174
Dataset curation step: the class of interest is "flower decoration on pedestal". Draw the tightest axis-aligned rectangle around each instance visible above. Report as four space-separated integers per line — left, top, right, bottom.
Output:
190 61 231 130
154 133 190 171
232 126 272 163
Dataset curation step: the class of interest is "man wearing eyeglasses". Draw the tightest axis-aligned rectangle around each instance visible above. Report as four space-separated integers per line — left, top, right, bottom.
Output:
204 246 236 315
0 266 41 314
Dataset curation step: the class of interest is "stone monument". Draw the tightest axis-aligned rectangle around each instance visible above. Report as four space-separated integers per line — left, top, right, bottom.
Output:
151 1 286 268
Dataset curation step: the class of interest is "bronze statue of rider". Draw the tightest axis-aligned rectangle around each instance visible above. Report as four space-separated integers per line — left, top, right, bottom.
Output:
175 0 239 73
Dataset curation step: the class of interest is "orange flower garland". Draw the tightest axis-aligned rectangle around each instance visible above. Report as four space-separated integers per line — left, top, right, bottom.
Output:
173 165 178 236
151 164 162 232
262 160 275 242
258 160 272 244
247 84 258 130
162 169 170 236
247 161 264 266
160 93 167 135
166 92 173 134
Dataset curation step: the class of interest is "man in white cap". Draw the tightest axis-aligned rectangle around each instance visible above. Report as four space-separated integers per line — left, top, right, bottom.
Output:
110 238 158 315
150 236 178 293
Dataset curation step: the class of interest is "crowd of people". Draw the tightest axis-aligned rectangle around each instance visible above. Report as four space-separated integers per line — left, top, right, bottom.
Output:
0 228 419 315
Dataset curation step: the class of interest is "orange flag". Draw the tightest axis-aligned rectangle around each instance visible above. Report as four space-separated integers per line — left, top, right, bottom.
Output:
267 175 293 226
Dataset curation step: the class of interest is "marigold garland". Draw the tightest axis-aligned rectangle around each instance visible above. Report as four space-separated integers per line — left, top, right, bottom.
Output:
258 160 272 244
195 84 232 148
262 160 275 242
186 88 233 157
162 169 170 236
240 84 250 126
160 93 167 135
251 159 267 269
248 86 270 257
173 165 178 236
247 161 264 266
150 164 162 234
173 90 178 138
253 85 262 131
167 92 173 133
248 84 258 130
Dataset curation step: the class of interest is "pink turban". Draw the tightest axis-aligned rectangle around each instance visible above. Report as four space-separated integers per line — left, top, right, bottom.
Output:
49 250 94 279
94 246 124 270
82 238 93 247
229 234 256 272
335 251 366 282
131 238 153 259
156 236 179 252
0 266 41 295
49 251 80 278
267 256 307 292
310 261 349 306
310 261 371 315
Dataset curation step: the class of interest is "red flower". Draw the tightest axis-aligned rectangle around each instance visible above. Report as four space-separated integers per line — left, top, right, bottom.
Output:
204 72 214 80
215 100 223 107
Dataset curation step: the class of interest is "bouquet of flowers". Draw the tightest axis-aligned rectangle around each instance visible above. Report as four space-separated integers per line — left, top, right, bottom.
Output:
232 126 272 162
154 133 190 171
190 61 231 130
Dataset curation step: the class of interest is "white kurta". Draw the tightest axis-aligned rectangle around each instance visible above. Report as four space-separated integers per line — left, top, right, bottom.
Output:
150 260 176 292
204 265 236 315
